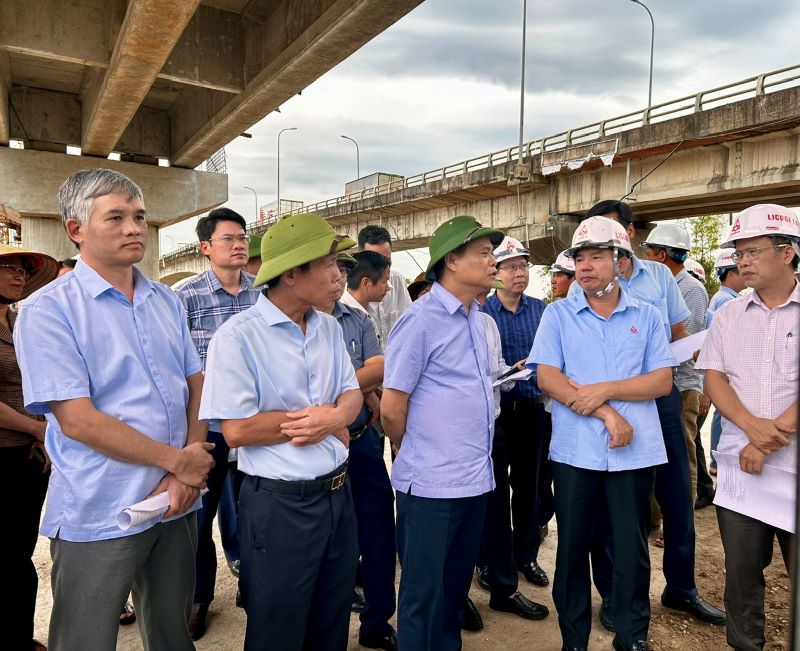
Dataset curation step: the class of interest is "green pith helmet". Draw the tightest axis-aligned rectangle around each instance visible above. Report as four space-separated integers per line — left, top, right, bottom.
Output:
248 234 262 259
254 213 356 287
336 252 358 272
425 215 504 281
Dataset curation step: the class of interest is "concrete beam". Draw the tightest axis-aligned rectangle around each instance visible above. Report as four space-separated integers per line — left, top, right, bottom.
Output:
81 0 201 156
0 147 228 225
171 0 424 168
0 51 8 144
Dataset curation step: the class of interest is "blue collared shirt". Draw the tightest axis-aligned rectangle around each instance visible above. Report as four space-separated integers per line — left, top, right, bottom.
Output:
383 282 495 498
175 269 259 371
529 289 674 472
199 293 359 481
331 300 382 431
568 255 690 342
14 260 203 542
483 293 546 401
706 285 739 327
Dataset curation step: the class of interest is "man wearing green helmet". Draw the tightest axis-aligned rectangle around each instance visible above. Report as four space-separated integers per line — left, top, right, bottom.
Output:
381 215 504 650
199 213 364 651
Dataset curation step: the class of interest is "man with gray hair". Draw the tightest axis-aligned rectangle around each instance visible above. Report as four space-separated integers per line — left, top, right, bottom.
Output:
15 168 214 651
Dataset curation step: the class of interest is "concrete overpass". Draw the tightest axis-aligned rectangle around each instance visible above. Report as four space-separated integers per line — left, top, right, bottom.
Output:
0 0 423 276
161 62 800 278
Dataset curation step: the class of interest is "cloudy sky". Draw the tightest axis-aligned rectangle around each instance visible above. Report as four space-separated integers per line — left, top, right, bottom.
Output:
161 0 800 285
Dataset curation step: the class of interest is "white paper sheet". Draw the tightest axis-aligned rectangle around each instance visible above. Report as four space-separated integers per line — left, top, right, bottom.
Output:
117 488 208 530
713 451 796 533
669 330 707 364
493 368 532 387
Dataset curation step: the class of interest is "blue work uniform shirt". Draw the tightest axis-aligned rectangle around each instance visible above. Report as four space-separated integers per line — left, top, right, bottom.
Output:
483 293 546 401
529 289 675 472
14 260 203 542
383 282 495 498
706 286 739 327
199 293 359 481
568 255 690 342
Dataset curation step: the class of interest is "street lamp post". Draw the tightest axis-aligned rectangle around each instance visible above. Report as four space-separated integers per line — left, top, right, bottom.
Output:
277 127 298 219
518 0 527 165
340 134 360 180
630 0 655 110
243 186 258 222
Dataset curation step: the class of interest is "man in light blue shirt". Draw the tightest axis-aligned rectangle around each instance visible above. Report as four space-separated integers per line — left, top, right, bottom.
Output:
15 169 214 651
381 215 503 651
531 216 674 651
200 213 363 651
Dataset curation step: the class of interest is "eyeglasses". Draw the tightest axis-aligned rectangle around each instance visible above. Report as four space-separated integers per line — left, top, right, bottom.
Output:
208 235 250 246
730 244 790 263
0 264 30 279
498 262 533 273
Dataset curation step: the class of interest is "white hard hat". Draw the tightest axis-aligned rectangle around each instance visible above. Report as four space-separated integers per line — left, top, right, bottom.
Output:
721 204 800 248
684 258 706 282
714 248 737 270
550 250 575 275
567 216 634 257
642 223 691 251
494 236 529 263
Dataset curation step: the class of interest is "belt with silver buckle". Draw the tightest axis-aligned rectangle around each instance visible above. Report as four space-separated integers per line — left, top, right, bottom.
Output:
249 462 348 496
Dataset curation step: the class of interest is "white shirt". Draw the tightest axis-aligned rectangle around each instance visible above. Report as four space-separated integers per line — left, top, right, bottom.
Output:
480 312 514 419
368 268 412 343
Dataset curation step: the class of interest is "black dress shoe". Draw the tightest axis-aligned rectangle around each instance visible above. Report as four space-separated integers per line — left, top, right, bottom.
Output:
489 591 549 620
358 629 398 650
189 602 209 641
352 587 366 613
460 596 484 632
694 493 715 510
599 596 615 632
520 560 549 587
476 566 491 591
612 638 648 651
660 590 726 625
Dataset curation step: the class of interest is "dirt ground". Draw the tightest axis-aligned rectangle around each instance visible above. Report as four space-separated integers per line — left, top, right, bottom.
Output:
32 416 791 650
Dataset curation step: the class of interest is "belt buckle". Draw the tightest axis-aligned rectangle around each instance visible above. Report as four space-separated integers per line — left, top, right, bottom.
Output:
330 471 346 491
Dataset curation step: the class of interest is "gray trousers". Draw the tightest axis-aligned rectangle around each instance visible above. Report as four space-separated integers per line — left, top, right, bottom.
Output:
717 506 793 651
49 512 198 651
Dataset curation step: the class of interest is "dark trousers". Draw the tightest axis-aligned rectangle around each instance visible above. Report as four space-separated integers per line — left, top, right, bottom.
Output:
218 467 242 563
553 462 654 649
239 469 358 651
498 401 550 566
592 385 697 600
478 422 518 597
0 443 48 648
349 427 397 637
194 430 244 604
396 491 487 651
717 506 793 651
694 416 715 501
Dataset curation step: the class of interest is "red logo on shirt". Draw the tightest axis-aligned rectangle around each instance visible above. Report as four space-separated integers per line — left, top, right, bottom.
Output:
630 325 639 334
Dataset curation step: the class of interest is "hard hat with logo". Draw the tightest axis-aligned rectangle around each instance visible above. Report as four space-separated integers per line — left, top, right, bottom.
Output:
642 223 691 251
494 236 529 264
566 216 634 258
684 258 706 282
254 213 356 287
550 250 575 275
425 215 504 281
721 204 800 251
714 248 737 270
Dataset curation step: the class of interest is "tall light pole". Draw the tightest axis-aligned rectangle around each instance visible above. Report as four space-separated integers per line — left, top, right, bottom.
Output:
243 186 258 222
517 0 527 166
276 127 298 218
630 0 655 110
340 134 360 180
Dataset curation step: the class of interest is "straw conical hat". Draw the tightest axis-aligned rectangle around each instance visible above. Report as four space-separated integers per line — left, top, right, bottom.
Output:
0 242 59 299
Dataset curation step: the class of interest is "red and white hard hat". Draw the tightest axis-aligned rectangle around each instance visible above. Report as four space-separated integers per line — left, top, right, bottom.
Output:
494 236 529 263
684 258 706 282
642 223 692 251
550 250 575 274
714 248 737 270
567 216 634 257
721 204 800 249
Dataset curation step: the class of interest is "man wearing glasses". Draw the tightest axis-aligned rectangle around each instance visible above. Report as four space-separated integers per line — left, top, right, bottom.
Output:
175 208 260 639
482 236 551 589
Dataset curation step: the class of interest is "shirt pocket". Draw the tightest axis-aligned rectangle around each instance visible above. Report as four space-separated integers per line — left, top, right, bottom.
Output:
777 332 798 377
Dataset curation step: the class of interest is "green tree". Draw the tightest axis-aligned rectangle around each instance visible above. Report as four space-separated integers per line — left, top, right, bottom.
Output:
681 214 727 297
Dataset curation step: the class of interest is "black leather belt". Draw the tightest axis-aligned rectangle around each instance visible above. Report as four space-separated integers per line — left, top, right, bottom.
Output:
503 396 547 412
248 462 348 496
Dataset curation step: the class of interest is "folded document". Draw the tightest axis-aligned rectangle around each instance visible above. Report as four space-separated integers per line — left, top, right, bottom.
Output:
118 488 208 530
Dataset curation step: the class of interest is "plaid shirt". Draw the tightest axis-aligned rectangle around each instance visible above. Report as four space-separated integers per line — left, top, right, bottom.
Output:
175 269 260 371
483 292 546 401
